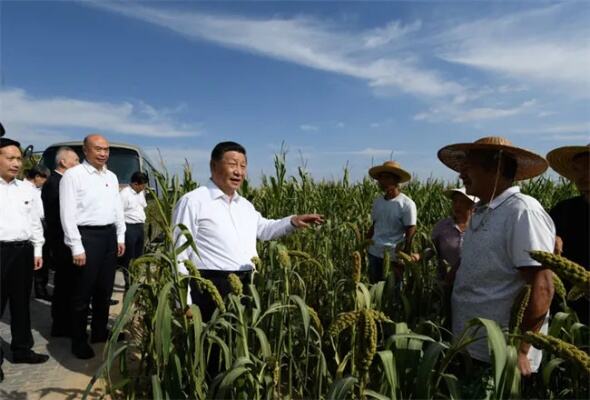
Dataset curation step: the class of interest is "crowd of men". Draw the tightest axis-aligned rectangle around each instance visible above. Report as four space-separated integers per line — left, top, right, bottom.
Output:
0 125 588 386
0 130 149 382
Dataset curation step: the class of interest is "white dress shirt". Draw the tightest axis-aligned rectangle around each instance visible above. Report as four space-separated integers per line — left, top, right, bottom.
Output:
0 177 45 256
119 186 147 224
173 179 295 275
59 161 126 256
23 178 45 220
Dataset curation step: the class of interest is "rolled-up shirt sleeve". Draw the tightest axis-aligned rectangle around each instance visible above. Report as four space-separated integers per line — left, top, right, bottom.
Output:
256 213 296 240
60 171 84 256
509 208 556 268
402 200 418 226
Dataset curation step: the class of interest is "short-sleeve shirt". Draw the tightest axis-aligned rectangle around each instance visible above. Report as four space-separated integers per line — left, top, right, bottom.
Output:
432 217 464 273
452 186 555 371
368 193 417 259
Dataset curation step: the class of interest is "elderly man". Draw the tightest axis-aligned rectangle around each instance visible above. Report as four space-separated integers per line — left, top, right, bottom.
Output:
547 144 589 324
438 136 555 376
42 146 80 337
60 135 125 359
0 137 49 383
173 141 324 322
366 161 417 283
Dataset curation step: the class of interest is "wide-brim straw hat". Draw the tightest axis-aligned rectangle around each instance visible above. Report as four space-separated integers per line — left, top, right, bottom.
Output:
443 187 479 204
546 144 590 180
437 136 548 181
368 160 411 183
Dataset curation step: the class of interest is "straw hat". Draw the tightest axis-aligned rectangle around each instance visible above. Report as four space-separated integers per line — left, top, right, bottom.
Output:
437 136 548 181
443 187 479 204
368 160 411 183
546 144 590 181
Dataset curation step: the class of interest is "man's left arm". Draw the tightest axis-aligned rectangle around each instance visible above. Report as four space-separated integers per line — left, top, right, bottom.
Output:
402 200 418 254
30 191 45 269
257 212 324 240
511 207 556 376
518 267 554 375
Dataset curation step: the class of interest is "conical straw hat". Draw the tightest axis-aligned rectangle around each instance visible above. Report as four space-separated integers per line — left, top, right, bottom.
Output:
437 136 548 181
546 144 590 180
368 160 411 183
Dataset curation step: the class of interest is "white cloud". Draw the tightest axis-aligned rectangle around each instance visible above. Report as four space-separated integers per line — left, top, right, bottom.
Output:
438 5 590 95
91 2 464 98
415 99 536 123
0 88 198 148
327 147 406 157
300 124 319 132
370 122 381 128
512 123 590 135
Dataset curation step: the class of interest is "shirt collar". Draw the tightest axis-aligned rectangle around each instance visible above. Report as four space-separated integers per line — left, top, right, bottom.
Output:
476 186 520 211
0 176 18 186
206 179 240 203
82 160 106 174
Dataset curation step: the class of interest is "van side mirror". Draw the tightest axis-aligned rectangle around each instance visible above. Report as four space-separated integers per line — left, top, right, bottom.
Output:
23 145 34 159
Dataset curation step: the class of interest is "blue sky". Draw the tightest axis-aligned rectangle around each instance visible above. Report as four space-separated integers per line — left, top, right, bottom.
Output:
1 1 589 183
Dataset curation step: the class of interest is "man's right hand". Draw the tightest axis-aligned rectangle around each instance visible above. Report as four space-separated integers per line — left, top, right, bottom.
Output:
73 253 86 267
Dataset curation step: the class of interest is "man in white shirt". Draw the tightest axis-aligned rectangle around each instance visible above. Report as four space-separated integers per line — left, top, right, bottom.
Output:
0 137 49 383
24 165 52 301
438 136 555 378
119 171 148 291
173 141 324 323
60 134 126 359
42 146 80 337
366 161 417 283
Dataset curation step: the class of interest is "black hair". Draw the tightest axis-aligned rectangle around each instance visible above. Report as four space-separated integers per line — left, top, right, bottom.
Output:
26 165 50 180
0 137 21 150
469 149 517 181
210 141 246 162
130 171 149 184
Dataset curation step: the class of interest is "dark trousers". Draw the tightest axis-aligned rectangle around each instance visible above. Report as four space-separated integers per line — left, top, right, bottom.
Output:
120 223 145 290
189 270 251 322
50 237 76 332
71 225 117 343
34 242 50 292
0 241 34 365
190 269 251 378
368 253 404 284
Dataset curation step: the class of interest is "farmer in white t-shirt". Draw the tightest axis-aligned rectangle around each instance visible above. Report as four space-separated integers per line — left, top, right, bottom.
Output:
366 161 417 283
437 136 555 377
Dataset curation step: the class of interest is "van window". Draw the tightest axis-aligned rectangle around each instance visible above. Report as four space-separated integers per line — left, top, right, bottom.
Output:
41 145 141 184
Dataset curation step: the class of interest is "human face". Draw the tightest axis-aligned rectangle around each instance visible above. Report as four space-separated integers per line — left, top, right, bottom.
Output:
458 153 496 200
33 175 48 188
83 135 109 169
571 153 590 195
61 150 80 170
451 193 474 219
211 151 247 196
131 182 146 194
376 172 400 192
0 145 22 182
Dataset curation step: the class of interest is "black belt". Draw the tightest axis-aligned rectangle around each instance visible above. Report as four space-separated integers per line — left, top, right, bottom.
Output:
199 269 252 279
126 222 145 226
0 240 31 248
78 224 115 230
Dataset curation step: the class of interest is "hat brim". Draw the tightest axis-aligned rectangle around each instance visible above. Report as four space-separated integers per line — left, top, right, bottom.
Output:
437 142 548 181
546 146 589 180
369 165 411 183
443 189 477 203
